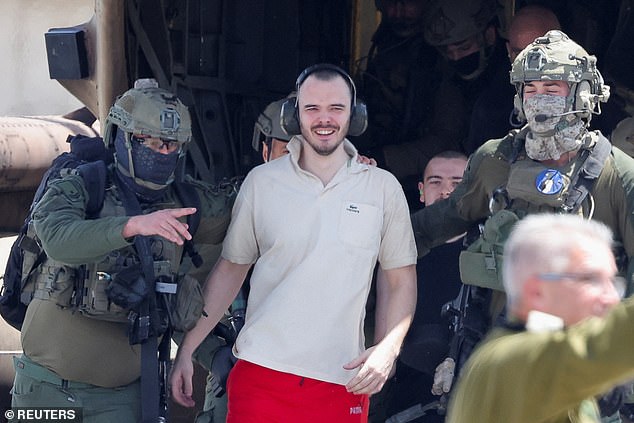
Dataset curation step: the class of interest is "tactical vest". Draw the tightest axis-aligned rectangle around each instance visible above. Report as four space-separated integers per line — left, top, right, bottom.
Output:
23 181 203 331
459 132 611 291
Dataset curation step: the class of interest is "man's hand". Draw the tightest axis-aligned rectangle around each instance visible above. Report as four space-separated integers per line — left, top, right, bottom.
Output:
357 154 377 167
122 207 196 245
169 349 196 408
431 357 455 395
343 345 397 395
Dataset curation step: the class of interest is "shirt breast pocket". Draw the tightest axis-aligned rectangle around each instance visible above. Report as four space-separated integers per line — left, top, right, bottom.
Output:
338 202 381 250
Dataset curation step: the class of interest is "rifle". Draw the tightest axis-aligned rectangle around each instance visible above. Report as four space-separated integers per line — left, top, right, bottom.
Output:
384 284 492 423
436 284 491 414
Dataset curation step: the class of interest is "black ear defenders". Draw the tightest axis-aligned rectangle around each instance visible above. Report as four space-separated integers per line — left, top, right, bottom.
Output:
280 63 368 137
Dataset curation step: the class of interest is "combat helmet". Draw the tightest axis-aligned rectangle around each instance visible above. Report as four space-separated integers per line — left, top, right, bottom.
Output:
104 79 193 195
251 95 294 152
423 0 496 47
510 30 610 122
423 0 497 80
374 0 432 38
103 79 192 150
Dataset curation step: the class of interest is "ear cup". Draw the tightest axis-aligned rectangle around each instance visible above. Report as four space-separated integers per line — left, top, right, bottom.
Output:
348 99 368 136
280 97 301 136
573 81 592 119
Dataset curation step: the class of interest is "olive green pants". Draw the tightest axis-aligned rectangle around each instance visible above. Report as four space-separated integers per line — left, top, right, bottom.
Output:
11 355 140 423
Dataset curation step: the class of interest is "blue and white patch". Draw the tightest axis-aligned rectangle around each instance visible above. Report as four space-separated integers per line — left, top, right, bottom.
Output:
535 169 565 195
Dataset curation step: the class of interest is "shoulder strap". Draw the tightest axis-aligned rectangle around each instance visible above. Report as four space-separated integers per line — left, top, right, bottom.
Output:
113 172 162 423
172 180 201 236
31 135 111 217
508 127 527 164
172 180 203 268
563 135 611 213
76 161 107 217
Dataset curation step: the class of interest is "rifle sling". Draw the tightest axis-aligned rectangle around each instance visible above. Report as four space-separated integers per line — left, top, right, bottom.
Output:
114 173 161 423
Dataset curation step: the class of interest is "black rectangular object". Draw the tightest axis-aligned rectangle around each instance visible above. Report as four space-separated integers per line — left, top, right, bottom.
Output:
45 27 89 80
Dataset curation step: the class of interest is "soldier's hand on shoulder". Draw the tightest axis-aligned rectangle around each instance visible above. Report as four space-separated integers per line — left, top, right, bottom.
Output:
357 154 377 167
122 207 197 245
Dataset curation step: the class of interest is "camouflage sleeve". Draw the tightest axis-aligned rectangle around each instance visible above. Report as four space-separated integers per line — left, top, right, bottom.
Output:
32 174 130 265
186 175 241 245
410 183 473 257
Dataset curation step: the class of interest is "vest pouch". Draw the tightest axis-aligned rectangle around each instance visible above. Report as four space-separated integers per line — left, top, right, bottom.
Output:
19 223 44 306
459 210 520 291
32 262 76 307
169 274 204 332
79 267 137 323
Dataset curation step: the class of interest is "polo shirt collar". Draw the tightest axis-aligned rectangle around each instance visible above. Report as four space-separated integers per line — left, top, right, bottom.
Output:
287 135 367 175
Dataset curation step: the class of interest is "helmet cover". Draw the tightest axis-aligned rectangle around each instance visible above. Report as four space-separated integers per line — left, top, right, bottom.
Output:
423 0 496 46
252 96 294 151
104 83 192 148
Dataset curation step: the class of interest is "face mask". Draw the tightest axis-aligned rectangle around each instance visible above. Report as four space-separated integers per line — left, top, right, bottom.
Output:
114 129 179 201
450 50 482 80
129 140 179 186
524 95 567 135
523 95 585 161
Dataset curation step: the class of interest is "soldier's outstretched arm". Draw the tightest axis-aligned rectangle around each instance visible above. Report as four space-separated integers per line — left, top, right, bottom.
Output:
122 207 197 245
169 257 251 408
344 264 416 395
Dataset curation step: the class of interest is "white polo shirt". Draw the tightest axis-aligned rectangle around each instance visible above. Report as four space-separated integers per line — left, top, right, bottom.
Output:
222 136 416 385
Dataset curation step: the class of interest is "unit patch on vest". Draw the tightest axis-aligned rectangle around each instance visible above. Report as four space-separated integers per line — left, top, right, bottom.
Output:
506 159 571 209
535 169 565 195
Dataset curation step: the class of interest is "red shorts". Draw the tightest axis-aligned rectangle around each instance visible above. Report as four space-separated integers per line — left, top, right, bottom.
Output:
226 360 369 423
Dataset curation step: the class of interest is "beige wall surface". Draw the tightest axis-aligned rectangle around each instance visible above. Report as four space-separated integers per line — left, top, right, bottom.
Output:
0 0 93 116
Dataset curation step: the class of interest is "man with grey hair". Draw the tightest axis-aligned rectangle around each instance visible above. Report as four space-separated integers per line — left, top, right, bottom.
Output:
447 213 633 422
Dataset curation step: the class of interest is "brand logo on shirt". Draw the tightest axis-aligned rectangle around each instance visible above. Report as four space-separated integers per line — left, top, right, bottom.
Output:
345 203 360 214
350 406 363 415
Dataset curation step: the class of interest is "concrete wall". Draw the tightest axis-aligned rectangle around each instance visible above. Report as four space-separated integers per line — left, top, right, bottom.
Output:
0 0 93 116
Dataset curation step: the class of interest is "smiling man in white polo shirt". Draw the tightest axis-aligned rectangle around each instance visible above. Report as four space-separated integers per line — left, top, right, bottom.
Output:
170 63 417 423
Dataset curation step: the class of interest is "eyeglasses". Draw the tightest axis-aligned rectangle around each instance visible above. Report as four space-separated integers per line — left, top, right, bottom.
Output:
132 135 181 153
538 272 627 298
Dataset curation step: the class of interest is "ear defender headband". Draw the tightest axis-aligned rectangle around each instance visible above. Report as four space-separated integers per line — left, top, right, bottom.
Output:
280 63 368 137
